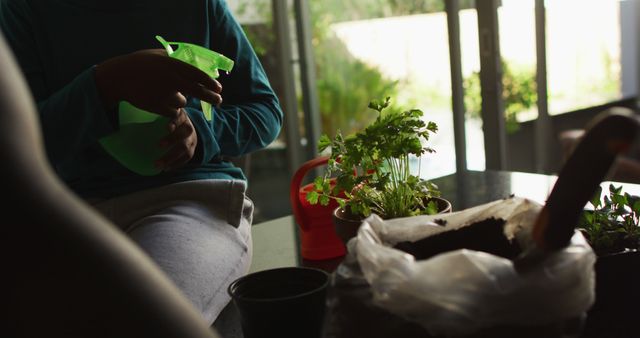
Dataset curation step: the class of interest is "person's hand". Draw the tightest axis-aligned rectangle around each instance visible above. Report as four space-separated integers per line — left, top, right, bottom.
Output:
155 109 198 171
95 49 223 118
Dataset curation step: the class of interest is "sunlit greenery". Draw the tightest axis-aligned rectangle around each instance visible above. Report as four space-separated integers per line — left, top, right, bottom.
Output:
579 184 640 256
236 0 473 137
307 97 441 219
463 61 537 133
305 0 474 23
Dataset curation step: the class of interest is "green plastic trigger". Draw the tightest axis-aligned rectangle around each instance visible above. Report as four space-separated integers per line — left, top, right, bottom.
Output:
156 35 234 120
98 36 233 176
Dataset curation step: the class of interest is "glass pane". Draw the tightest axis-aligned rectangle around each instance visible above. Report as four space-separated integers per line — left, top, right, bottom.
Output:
232 0 291 222
546 0 624 114
459 6 485 171
309 1 459 179
498 0 538 131
460 1 538 171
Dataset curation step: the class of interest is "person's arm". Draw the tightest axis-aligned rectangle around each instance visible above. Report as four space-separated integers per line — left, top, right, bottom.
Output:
0 1 116 168
187 0 283 164
0 1 220 171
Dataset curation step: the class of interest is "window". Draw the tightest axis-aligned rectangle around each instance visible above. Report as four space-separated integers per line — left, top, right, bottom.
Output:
309 1 459 179
546 0 626 114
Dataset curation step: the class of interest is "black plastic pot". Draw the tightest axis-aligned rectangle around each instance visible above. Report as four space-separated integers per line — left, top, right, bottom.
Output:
228 267 329 338
583 250 640 337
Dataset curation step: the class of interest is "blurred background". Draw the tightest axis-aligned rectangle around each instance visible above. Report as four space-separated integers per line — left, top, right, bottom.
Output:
225 0 639 222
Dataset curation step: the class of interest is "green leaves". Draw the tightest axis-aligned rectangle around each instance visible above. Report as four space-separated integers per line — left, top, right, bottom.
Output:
368 96 391 113
305 97 440 219
306 190 319 204
425 200 439 215
318 134 332 153
589 186 602 209
307 176 333 206
579 183 640 255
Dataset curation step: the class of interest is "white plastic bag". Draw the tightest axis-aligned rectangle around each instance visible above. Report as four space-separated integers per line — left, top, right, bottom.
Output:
345 197 595 336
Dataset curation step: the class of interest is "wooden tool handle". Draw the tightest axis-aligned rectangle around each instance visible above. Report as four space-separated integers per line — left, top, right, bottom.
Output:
533 108 640 251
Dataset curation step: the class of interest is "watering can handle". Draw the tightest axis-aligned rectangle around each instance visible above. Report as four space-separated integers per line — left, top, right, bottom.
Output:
290 156 330 232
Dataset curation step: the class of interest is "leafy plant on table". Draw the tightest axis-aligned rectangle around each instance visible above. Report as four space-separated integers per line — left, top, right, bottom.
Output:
578 184 640 255
305 97 441 219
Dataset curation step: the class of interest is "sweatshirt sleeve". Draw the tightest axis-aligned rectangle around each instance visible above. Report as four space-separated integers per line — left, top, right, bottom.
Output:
188 0 283 164
0 1 115 168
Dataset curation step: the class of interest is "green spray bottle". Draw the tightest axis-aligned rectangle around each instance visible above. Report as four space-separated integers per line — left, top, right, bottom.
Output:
98 36 234 176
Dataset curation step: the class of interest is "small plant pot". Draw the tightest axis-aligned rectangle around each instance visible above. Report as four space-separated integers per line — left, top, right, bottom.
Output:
582 250 640 337
332 207 364 244
332 197 453 245
228 267 330 338
431 196 452 214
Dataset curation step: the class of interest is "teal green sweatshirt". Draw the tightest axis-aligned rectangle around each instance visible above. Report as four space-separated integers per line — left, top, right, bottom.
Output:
0 0 283 198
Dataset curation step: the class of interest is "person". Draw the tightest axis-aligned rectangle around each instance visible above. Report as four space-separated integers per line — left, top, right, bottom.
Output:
0 0 283 325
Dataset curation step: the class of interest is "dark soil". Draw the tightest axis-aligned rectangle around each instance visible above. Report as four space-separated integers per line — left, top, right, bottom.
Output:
393 218 522 260
324 218 588 338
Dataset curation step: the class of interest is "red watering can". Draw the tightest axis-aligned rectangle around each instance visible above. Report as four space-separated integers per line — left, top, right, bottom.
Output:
290 156 346 260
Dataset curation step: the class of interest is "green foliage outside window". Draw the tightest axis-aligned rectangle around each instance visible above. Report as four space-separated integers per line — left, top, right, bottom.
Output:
236 0 474 138
463 61 538 134
305 0 474 23
313 33 399 137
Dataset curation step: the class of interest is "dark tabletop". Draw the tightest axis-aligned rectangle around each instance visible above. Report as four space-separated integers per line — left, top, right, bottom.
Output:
431 169 557 210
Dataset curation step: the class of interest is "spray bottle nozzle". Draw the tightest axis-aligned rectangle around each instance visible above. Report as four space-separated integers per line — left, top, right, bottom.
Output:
155 35 234 79
155 35 234 120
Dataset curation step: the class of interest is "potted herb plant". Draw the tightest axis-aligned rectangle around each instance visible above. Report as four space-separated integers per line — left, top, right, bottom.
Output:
577 184 640 337
578 184 640 255
306 97 451 243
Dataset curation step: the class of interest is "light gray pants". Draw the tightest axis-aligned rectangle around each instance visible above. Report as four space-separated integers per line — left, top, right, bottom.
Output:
91 179 253 324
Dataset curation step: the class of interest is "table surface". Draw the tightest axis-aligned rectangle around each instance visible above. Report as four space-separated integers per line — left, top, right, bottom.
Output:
249 169 640 272
435 170 640 210
242 170 640 338
249 214 298 273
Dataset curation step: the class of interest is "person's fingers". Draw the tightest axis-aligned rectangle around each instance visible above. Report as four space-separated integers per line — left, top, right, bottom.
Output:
167 109 188 133
112 50 225 112
176 80 221 104
213 79 223 93
158 111 194 147
171 58 218 90
160 120 194 145
156 130 196 170
135 48 168 56
150 105 181 119
161 92 187 109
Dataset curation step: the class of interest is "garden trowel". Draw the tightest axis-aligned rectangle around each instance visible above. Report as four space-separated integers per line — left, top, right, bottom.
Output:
515 107 640 271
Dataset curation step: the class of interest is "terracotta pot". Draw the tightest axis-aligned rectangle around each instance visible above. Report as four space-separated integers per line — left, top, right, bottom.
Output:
431 196 452 214
332 197 452 245
332 207 364 245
